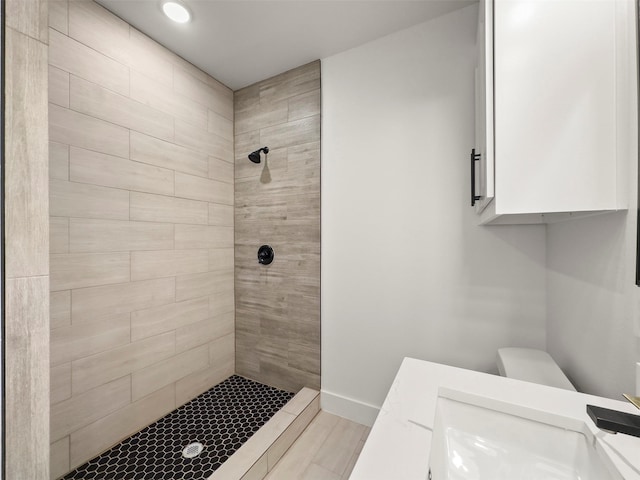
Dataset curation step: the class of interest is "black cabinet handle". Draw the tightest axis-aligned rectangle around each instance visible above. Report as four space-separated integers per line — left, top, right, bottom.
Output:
470 148 482 206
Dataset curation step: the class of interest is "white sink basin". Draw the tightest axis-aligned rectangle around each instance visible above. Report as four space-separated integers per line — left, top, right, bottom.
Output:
428 389 622 480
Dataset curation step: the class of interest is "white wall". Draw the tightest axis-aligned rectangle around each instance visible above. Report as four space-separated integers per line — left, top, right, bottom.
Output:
546 212 638 398
321 5 548 425
546 0 640 401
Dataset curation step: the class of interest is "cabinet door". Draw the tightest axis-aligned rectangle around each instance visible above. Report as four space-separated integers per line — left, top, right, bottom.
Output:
494 0 616 214
474 0 494 213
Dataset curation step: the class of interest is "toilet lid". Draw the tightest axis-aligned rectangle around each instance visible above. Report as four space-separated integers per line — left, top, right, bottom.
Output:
497 347 576 391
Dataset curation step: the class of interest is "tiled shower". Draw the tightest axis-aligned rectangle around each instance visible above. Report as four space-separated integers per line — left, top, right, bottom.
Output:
234 63 321 393
3 0 321 478
48 1 236 473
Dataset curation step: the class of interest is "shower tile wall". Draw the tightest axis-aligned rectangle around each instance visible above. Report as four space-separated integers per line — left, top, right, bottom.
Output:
234 62 321 392
5 0 50 478
47 1 234 477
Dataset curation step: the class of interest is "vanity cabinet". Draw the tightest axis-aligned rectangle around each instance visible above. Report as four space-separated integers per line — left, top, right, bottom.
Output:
472 0 632 225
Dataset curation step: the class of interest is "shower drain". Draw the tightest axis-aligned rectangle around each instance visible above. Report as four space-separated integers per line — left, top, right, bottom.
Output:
182 442 204 459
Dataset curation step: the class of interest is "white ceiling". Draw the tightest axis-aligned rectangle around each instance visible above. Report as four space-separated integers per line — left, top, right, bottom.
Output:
95 0 474 90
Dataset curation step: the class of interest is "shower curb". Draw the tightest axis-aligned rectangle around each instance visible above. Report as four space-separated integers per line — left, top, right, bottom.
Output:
208 387 320 480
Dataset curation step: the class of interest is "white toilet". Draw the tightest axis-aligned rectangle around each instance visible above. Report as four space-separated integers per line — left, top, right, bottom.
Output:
497 347 576 391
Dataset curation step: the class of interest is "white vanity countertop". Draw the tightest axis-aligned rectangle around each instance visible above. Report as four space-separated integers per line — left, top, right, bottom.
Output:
350 357 640 480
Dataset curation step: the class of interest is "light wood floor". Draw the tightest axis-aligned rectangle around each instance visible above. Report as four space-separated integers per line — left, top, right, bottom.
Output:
265 410 370 480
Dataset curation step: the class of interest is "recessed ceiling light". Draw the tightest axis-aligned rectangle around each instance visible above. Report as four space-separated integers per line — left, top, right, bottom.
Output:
162 1 191 23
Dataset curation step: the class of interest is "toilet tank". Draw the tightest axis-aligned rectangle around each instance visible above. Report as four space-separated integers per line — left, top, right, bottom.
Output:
497 347 576 391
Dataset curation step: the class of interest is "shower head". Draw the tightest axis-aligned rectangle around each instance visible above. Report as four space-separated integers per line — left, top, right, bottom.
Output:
248 146 269 163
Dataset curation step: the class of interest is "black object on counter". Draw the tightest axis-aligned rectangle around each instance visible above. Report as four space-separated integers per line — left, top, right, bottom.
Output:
586 404 640 438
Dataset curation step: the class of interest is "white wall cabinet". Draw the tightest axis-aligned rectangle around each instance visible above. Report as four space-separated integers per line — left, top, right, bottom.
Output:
473 0 631 225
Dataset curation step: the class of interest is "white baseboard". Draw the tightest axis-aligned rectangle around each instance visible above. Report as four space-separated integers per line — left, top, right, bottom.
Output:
320 390 380 427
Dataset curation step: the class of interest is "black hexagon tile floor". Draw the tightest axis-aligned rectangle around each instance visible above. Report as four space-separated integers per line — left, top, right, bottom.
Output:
62 375 295 480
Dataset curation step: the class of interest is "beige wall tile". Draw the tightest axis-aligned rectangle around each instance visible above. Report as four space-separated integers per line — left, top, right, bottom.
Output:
260 115 320 150
173 56 233 99
50 252 130 291
176 269 234 302
208 333 234 367
50 217 69 254
174 67 233 120
132 345 209 401
209 333 234 368
233 130 258 165
5 28 49 279
209 248 234 271
5 277 50 479
50 437 70 480
127 28 174 87
176 312 234 353
6 22 50 480
49 141 69 181
130 131 209 178
209 290 235 317
49 65 69 107
49 0 68 34
50 363 72 405
259 361 320 398
173 57 233 100
234 200 287 225
49 103 129 158
50 179 130 221
208 110 234 139
175 171 233 205
175 224 234 249
234 62 320 392
72 277 175 323
234 130 260 162
131 70 208 130
49 28 129 96
69 385 175 469
175 120 233 161
51 313 131 366
209 157 234 184
235 99 287 135
69 218 174 253
175 334 234 406
70 76 173 141
288 143 320 175
70 146 174 196
234 83 259 111
51 376 131 442
51 290 71 329
46 4 238 472
130 192 208 225
209 203 234 227
72 332 175 394
288 90 321 121
131 297 210 341
67 0 130 66
131 249 209 281
287 342 320 376
259 61 320 104
6 0 47 42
